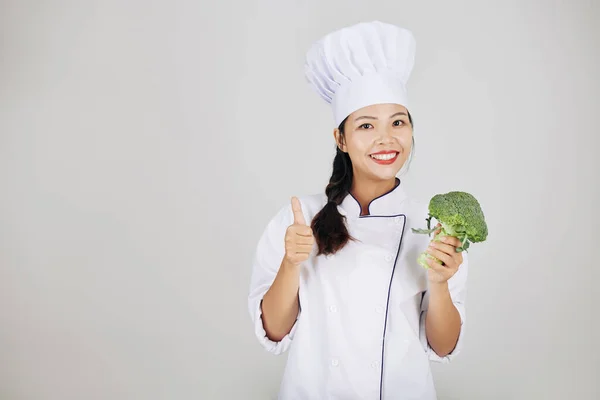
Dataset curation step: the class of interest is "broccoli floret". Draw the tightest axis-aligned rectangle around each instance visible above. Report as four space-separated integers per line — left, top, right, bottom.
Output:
411 191 488 269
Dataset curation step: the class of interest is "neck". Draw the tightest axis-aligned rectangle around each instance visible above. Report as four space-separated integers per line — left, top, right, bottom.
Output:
350 176 399 216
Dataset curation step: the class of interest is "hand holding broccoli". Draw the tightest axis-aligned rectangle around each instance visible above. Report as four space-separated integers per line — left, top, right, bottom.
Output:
412 191 488 272
421 223 464 283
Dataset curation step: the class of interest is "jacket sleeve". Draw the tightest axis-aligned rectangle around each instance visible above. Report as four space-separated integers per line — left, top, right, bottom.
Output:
247 203 300 355
418 251 469 363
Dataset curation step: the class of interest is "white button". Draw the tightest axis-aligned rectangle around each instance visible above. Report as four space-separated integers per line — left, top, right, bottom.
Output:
331 359 339 367
385 254 393 262
376 306 384 313
329 305 337 312
326 254 334 260
371 360 380 369
404 338 410 344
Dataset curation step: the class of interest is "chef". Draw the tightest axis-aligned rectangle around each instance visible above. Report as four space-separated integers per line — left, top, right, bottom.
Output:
248 20 469 400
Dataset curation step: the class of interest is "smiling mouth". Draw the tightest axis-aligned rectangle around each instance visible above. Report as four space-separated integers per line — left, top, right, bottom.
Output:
369 151 399 165
370 152 399 161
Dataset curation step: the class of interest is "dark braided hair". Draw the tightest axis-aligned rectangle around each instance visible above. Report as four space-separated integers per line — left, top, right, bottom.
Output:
310 112 414 256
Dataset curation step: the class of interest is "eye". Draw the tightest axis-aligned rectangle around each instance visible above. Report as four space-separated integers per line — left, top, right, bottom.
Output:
393 120 405 127
358 123 373 129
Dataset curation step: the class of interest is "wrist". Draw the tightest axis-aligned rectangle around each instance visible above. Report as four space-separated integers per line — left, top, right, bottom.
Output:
282 258 301 272
428 280 449 296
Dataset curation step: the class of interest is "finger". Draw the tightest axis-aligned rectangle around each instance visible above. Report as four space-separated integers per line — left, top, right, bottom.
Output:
295 244 314 253
426 256 447 272
291 197 307 225
455 253 464 267
438 235 461 248
289 250 312 260
292 225 313 237
294 235 314 245
286 239 314 251
429 241 457 256
426 247 453 267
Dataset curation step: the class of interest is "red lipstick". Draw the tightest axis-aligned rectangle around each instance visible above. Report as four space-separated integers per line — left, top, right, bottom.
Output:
370 150 399 165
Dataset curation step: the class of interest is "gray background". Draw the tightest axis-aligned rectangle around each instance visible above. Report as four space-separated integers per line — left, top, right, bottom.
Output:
1 0 598 399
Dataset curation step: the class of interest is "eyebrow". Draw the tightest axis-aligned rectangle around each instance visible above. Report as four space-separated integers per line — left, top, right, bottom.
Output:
354 112 408 122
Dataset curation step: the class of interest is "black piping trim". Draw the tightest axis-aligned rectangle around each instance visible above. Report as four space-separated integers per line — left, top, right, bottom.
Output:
358 212 407 400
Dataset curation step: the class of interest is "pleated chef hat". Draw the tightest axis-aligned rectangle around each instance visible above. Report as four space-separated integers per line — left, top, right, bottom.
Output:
304 21 416 127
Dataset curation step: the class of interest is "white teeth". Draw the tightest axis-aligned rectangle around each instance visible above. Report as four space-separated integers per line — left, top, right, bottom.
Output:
371 153 397 160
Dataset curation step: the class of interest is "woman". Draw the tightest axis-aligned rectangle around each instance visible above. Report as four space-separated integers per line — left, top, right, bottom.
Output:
248 21 468 400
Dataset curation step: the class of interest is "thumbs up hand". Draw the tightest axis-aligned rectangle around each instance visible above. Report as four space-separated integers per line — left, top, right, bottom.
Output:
283 197 315 267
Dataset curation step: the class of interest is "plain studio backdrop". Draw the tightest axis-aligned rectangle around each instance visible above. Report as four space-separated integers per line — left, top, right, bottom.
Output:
1 0 599 399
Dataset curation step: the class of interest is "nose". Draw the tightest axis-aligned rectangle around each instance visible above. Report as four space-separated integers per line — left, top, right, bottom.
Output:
376 127 395 144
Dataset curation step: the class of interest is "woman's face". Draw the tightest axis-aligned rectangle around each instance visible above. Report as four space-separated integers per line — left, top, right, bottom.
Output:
335 103 413 183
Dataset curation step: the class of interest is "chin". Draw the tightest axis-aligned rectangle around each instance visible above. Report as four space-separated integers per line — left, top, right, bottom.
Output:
361 157 406 182
370 168 401 181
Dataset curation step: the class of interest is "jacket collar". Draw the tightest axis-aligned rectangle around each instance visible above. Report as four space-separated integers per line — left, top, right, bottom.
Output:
339 177 409 218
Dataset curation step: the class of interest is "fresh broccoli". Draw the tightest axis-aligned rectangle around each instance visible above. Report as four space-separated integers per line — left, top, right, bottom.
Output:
412 191 488 269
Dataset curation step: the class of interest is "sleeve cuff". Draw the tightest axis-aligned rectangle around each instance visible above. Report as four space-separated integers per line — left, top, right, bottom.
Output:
419 304 466 364
251 295 300 355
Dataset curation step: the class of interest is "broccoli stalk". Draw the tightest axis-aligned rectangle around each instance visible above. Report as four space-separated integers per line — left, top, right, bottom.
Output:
412 191 488 269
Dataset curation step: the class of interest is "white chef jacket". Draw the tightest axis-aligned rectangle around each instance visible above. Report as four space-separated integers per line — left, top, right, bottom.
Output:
248 181 468 400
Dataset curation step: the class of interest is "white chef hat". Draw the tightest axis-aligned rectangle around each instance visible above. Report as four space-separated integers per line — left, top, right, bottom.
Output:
304 21 416 127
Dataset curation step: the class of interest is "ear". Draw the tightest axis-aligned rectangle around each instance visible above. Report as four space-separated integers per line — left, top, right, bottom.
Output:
333 128 347 152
